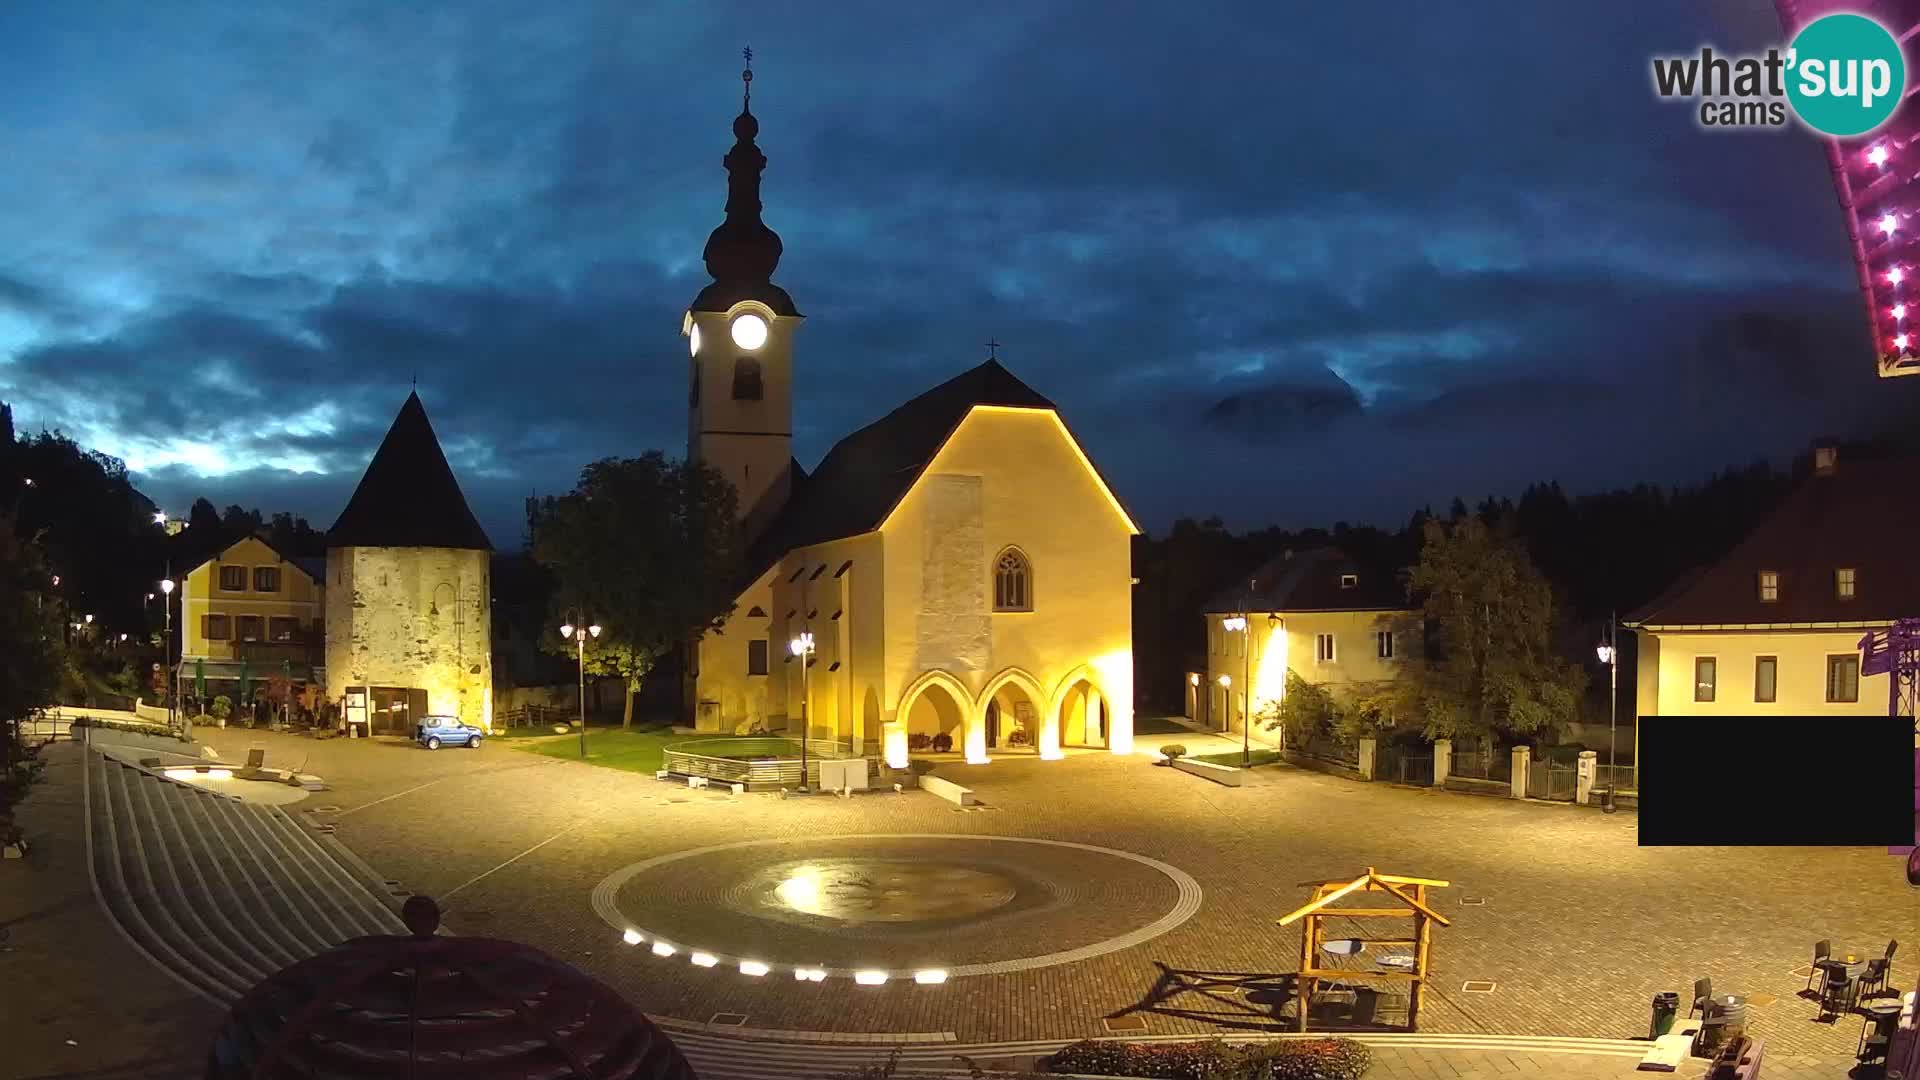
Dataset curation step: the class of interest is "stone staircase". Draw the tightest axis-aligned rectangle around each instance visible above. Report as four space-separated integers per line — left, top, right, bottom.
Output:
84 747 406 1004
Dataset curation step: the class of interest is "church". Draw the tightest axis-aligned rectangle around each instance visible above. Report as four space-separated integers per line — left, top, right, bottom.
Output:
685 63 1138 766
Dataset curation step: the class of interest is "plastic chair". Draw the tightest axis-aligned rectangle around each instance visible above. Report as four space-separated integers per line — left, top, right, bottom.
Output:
1806 940 1832 993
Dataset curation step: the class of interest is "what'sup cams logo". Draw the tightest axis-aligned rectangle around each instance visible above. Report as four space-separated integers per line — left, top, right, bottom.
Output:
1652 12 1905 135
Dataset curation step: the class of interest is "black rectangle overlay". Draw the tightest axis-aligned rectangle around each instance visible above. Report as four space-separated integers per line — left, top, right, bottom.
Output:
1638 715 1914 846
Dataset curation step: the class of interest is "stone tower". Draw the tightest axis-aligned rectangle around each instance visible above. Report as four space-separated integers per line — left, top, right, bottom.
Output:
324 393 494 731
684 52 802 543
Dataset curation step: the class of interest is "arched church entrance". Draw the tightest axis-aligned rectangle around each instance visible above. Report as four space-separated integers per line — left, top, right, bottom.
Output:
1056 673 1110 749
898 671 969 752
980 668 1046 754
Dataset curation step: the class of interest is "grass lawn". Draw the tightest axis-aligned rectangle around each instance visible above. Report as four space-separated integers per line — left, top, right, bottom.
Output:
1133 714 1193 736
510 726 791 775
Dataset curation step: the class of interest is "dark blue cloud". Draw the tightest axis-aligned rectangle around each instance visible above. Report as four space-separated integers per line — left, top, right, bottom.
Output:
2 0 1917 546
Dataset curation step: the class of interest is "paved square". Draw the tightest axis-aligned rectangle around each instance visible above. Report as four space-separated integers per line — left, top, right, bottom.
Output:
203 728 1919 1060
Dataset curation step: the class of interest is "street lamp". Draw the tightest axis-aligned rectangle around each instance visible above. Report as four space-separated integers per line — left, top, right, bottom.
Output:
1595 616 1618 814
159 578 176 734
1223 609 1252 767
790 632 815 793
559 620 601 759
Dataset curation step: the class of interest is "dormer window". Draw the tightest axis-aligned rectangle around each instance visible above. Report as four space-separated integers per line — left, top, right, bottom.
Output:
1836 568 1856 600
1339 574 1358 589
1758 570 1779 603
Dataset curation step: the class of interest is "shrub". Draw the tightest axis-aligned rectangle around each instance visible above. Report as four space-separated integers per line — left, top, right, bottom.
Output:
931 732 953 753
1160 744 1188 763
908 732 931 750
211 696 232 721
1007 728 1031 747
1045 1037 1370 1080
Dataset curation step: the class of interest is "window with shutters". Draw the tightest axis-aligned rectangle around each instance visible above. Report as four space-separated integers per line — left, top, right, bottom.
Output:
253 566 280 592
237 615 263 642
205 614 232 640
219 565 246 591
269 617 298 642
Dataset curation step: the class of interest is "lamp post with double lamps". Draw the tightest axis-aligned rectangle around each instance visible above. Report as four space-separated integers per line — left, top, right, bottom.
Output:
560 619 601 759
1594 615 1619 814
790 632 815 793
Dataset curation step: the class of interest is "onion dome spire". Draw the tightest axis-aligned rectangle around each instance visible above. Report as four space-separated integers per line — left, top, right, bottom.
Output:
702 46 783 287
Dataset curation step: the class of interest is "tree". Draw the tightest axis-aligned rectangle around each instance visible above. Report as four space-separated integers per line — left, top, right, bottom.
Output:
1405 516 1585 742
187 498 222 535
526 453 740 728
0 517 67 773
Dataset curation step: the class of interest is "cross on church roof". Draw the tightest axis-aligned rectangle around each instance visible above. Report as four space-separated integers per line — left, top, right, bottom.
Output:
985 338 1000 360
742 45 753 110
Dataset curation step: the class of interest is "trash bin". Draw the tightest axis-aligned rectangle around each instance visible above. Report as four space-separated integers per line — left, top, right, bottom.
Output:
1649 992 1680 1039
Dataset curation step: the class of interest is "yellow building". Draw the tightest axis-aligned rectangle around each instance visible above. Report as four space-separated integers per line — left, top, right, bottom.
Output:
1193 549 1416 738
684 73 1139 764
178 534 326 692
323 393 494 733
1626 447 1912 721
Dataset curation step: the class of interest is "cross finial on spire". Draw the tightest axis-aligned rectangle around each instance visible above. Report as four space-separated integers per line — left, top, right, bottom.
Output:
985 338 1000 360
741 45 753 112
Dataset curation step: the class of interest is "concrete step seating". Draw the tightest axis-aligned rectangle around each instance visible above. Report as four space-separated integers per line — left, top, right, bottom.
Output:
85 748 405 1004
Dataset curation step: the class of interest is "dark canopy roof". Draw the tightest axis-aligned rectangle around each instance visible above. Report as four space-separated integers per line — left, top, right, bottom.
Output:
1202 547 1411 615
745 359 1075 576
1628 455 1920 627
326 393 491 551
206 896 696 1080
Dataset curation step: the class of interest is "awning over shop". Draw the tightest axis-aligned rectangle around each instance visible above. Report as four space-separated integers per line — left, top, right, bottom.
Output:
177 659 323 684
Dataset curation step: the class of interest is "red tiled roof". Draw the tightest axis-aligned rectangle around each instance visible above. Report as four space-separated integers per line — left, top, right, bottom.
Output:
1628 457 1920 626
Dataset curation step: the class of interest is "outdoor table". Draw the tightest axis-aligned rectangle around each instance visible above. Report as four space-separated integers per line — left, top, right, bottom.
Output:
1859 998 1903 1061
1816 954 1870 1011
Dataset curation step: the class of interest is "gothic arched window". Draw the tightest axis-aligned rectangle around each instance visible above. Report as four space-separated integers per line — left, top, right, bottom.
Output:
993 547 1032 612
732 356 763 400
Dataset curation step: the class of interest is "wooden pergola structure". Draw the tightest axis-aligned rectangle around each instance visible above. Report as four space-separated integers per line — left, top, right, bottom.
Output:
1276 867 1451 1032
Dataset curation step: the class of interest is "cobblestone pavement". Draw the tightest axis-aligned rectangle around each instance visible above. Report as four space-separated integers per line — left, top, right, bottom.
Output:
202 728 1912 1068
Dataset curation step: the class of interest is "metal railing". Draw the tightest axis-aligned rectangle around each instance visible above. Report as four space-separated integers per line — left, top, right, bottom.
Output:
1375 745 1435 786
1528 759 1578 801
1595 762 1638 793
1450 745 1512 782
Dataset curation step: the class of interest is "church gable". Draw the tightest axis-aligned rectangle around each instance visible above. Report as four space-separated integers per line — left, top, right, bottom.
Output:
880 405 1139 538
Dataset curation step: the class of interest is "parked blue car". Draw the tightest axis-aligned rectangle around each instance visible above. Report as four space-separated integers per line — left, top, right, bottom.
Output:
415 715 483 750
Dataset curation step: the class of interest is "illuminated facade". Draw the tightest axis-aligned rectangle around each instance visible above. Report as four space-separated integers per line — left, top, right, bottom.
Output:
179 534 325 689
1627 446 1913 721
323 393 493 733
685 64 1139 762
1193 549 1416 737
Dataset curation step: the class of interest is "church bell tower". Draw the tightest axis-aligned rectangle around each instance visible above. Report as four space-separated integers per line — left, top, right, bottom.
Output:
685 48 801 543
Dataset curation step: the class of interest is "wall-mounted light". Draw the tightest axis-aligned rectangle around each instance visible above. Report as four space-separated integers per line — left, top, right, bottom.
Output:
622 929 643 945
854 970 888 986
739 960 770 977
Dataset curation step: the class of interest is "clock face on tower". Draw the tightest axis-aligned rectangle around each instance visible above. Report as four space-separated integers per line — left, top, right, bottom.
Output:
731 312 768 350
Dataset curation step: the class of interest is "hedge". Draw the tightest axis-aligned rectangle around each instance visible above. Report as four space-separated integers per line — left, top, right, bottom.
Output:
1047 1038 1371 1080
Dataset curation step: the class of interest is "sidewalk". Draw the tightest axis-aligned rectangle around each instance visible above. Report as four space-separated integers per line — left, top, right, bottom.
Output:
0 743 223 1079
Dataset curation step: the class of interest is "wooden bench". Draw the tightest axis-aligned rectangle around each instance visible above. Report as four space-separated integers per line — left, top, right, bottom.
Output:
1172 758 1244 787
919 775 976 806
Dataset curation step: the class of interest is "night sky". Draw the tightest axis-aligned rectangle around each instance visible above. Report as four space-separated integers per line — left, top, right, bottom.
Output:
5 0 1918 549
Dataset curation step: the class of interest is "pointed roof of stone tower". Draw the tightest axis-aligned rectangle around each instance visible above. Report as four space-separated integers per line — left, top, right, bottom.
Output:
326 392 492 551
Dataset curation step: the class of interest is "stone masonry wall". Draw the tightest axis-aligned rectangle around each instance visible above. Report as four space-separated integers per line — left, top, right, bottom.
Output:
324 546 493 728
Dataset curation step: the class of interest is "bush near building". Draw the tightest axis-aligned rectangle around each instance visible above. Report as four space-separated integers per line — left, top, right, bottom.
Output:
1046 1037 1370 1080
